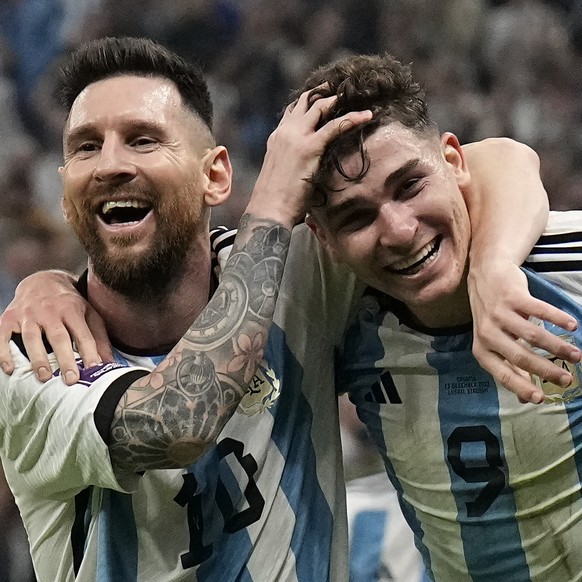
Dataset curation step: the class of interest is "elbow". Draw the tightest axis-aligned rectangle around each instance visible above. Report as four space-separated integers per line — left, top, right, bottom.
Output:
155 417 229 467
109 409 232 472
166 438 214 467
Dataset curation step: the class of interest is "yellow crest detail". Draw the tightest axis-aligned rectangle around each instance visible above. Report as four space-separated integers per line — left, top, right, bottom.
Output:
239 364 281 416
531 335 582 404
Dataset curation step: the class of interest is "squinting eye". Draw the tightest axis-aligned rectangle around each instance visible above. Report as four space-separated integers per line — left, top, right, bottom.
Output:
77 142 98 152
403 178 419 191
133 137 157 147
398 178 424 199
337 211 375 233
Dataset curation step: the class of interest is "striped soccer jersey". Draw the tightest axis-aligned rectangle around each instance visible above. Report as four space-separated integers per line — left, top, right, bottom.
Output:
0 224 363 582
339 211 582 581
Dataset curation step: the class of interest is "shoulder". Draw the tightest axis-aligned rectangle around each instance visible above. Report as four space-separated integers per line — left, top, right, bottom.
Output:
522 211 582 305
525 210 582 273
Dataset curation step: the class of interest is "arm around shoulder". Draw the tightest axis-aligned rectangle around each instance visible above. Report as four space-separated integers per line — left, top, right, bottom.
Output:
462 138 580 403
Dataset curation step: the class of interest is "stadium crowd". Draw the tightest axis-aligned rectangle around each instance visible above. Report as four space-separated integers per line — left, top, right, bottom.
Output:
0 0 580 580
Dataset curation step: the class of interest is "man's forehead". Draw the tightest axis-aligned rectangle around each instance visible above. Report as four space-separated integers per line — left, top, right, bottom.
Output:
67 75 182 128
329 124 430 186
361 124 428 158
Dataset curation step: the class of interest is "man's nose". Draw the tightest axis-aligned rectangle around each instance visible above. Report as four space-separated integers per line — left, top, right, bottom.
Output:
93 139 137 183
377 204 418 247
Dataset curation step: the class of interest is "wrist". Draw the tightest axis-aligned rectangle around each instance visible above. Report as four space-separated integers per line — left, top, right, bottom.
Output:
244 189 306 230
467 257 517 285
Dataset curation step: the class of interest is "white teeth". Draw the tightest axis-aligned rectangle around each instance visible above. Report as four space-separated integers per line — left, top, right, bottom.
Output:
390 241 436 272
101 200 150 214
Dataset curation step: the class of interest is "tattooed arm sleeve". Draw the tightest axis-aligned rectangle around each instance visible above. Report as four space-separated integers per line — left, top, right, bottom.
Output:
108 215 290 471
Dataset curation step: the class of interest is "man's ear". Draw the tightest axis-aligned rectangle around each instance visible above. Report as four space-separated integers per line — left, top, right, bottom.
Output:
441 132 471 189
305 213 342 263
58 167 72 224
61 198 70 224
203 146 232 207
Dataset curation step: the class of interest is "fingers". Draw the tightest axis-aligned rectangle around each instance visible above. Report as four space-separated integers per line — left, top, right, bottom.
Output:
84 308 114 363
1 303 112 386
473 347 545 404
513 319 580 364
0 310 20 374
287 90 372 134
0 270 102 384
47 306 113 385
473 319 579 404
285 93 336 126
290 86 332 114
485 302 581 362
0 307 82 383
474 334 572 403
317 109 373 140
527 296 578 333
468 260 581 404
472 289 581 404
20 319 53 382
480 336 571 386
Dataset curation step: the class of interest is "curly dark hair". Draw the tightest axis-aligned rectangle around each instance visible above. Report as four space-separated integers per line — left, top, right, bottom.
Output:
60 36 213 131
293 54 438 206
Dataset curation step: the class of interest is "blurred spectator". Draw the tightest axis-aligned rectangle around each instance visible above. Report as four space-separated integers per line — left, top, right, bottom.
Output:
0 215 85 309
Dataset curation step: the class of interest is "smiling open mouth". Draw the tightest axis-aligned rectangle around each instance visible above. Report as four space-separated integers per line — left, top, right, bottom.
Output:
99 200 152 225
389 236 442 275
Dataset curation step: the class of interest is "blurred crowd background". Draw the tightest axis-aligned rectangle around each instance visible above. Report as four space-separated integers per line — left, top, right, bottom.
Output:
0 0 581 580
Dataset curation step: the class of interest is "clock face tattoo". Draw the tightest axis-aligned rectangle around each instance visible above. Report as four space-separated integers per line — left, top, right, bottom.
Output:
176 353 241 406
248 257 283 318
180 223 289 352
183 275 249 351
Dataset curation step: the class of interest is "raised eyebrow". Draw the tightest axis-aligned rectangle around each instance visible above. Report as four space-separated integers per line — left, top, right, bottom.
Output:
66 120 166 148
384 158 422 189
121 119 167 137
325 158 423 218
325 197 361 222
65 125 97 150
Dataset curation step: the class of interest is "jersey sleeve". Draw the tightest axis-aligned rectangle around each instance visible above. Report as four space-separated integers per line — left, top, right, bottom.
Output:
280 224 365 343
0 341 149 499
524 210 582 303
212 223 366 346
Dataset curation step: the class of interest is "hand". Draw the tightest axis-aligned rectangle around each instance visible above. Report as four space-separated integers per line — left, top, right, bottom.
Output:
247 88 372 227
0 270 113 384
468 261 580 403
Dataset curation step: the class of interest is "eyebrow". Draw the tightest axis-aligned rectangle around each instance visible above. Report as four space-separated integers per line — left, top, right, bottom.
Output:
324 157 422 218
65 119 166 149
383 158 422 190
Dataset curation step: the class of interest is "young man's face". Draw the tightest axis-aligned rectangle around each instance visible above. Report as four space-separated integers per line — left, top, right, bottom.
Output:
60 74 230 298
310 123 473 327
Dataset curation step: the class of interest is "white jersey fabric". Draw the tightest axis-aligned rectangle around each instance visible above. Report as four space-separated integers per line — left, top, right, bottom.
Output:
339 211 582 581
0 224 363 582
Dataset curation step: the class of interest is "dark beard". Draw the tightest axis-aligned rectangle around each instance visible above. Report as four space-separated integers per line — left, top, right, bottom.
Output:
79 209 199 305
90 236 190 304
67 179 204 304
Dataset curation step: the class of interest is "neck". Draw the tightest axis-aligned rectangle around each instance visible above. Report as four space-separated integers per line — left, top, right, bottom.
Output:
406 279 472 330
87 238 213 354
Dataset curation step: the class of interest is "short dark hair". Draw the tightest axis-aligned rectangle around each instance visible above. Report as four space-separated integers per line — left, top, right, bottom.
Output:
294 53 438 205
60 36 213 130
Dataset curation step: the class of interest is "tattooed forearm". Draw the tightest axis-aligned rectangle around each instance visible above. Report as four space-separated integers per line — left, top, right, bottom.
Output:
108 214 292 473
